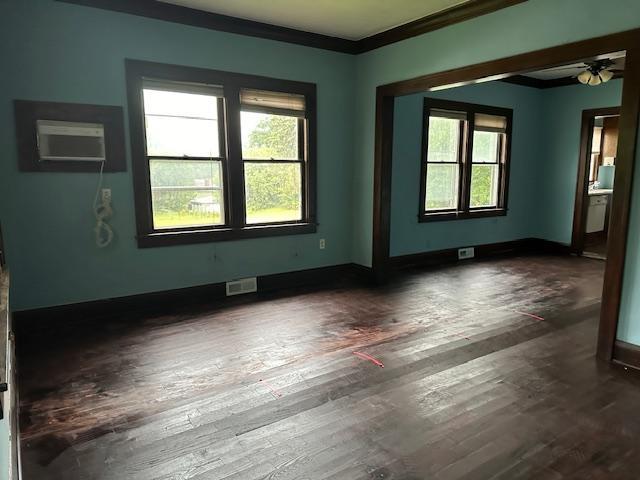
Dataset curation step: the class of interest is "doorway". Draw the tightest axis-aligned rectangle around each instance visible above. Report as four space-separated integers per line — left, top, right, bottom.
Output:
572 107 620 260
372 30 640 362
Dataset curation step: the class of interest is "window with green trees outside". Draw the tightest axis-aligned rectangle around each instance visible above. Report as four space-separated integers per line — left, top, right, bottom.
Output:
127 59 316 247
420 98 512 222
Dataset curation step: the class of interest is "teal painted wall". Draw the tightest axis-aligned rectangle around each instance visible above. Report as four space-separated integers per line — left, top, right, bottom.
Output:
352 0 640 266
0 0 355 310
390 81 543 256
538 80 623 243
1 0 640 347
390 79 623 257
618 132 640 345
351 0 640 345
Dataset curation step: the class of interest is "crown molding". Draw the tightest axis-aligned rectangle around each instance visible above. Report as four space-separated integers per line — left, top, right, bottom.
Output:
56 0 527 55
355 0 527 54
57 0 359 53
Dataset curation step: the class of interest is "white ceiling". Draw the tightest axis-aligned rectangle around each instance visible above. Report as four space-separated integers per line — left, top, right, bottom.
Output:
524 53 625 80
157 0 472 40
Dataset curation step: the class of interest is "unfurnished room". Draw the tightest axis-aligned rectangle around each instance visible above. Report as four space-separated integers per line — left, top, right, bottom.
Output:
2 1 640 479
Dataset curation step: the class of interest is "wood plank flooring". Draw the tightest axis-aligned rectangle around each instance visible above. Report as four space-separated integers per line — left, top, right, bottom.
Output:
16 255 640 479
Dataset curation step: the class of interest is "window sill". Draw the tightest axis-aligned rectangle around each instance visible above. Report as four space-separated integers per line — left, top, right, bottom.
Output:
137 222 317 248
419 208 507 223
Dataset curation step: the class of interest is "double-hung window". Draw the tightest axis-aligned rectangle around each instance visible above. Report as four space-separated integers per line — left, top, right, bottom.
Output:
240 89 306 224
142 81 226 230
126 60 316 247
419 98 512 222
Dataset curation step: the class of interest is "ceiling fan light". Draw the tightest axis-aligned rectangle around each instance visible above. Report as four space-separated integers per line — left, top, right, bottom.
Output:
588 74 602 86
578 70 592 84
599 69 614 82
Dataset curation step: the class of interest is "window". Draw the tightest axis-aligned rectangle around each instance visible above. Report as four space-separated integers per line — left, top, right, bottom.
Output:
240 89 306 225
126 60 316 247
142 81 226 230
419 98 512 222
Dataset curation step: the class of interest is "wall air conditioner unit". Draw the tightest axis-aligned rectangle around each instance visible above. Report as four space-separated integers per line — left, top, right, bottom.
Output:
36 119 106 162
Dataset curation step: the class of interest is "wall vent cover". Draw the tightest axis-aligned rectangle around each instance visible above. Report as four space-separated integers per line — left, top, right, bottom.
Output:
458 247 475 260
226 277 258 296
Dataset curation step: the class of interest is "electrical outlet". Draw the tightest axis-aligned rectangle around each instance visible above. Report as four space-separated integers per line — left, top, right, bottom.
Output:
101 188 112 203
319 238 326 250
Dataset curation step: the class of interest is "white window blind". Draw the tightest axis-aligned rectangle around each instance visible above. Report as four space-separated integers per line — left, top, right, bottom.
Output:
142 79 224 98
240 89 306 116
475 113 507 133
430 108 467 121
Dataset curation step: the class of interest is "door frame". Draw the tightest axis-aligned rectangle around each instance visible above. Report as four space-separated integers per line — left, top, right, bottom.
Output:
571 107 620 254
371 29 640 362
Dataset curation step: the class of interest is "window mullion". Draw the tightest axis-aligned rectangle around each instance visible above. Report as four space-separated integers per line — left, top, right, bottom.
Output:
459 118 472 212
224 85 246 229
498 134 506 207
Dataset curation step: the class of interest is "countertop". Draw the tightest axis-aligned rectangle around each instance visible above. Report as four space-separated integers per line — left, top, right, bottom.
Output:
588 188 614 196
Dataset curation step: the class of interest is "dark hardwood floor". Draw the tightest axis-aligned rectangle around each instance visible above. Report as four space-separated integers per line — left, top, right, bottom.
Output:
16 255 640 479
583 233 608 260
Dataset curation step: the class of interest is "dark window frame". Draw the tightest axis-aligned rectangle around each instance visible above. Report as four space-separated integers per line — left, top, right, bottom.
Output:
125 59 317 248
418 98 513 223
145 93 228 232
239 108 307 227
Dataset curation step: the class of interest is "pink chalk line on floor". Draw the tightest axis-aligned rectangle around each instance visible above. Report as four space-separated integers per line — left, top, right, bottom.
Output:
259 379 283 398
514 310 545 321
353 351 385 368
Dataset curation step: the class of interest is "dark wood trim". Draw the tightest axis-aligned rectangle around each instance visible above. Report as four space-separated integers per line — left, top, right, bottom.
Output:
224 84 246 229
500 72 624 90
137 222 317 248
56 0 526 55
12 263 372 334
125 59 317 247
13 100 126 173
372 92 395 283
419 208 508 223
390 238 569 269
597 47 640 361
372 29 640 367
378 29 640 97
356 0 527 53
571 107 620 254
419 97 513 222
612 340 640 370
56 0 359 54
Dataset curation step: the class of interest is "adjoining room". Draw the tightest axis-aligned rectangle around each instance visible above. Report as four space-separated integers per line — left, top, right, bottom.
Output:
390 53 624 265
2 1 640 479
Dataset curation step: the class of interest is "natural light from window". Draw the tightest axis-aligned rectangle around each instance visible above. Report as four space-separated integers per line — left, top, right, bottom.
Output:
143 87 225 229
241 111 302 224
425 116 460 211
470 130 501 208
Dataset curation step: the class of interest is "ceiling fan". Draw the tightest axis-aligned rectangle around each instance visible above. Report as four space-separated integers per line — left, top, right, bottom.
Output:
576 59 621 86
545 58 623 86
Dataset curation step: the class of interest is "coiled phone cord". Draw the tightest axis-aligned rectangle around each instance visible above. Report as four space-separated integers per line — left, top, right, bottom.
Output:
93 161 114 248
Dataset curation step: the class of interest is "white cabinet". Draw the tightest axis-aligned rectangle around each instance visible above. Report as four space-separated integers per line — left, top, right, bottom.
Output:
586 194 609 233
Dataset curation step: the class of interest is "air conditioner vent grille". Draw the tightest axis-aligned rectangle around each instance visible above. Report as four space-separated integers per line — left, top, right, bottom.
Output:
226 277 257 296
